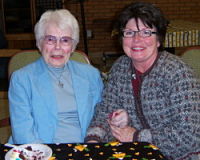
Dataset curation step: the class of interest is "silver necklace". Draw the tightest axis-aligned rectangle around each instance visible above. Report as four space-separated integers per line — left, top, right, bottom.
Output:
58 78 64 88
47 66 65 88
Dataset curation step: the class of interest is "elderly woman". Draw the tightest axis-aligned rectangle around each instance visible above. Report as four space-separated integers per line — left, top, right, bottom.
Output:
8 9 103 144
85 2 200 159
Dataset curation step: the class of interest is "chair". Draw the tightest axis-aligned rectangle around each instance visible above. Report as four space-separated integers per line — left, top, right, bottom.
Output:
0 91 9 128
8 50 90 77
8 50 40 77
180 46 200 79
70 50 90 64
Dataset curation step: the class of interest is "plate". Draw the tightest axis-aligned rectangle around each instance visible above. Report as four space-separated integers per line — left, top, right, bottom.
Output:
5 144 52 160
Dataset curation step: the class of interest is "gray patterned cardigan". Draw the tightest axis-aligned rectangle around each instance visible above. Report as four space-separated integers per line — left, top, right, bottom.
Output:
85 51 200 160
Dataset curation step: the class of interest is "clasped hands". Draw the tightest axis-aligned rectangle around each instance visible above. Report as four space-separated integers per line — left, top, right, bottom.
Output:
107 109 136 142
87 109 137 143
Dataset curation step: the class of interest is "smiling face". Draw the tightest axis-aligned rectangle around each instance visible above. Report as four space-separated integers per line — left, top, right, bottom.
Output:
39 23 74 68
122 18 160 71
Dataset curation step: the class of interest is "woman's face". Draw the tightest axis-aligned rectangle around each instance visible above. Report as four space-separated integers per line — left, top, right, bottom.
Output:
40 23 74 68
122 18 160 68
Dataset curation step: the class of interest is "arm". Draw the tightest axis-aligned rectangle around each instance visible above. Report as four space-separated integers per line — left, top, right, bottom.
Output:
138 64 200 159
85 64 124 142
8 71 41 144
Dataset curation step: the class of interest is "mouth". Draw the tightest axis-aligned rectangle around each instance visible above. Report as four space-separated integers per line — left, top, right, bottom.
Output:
131 47 144 51
51 55 64 59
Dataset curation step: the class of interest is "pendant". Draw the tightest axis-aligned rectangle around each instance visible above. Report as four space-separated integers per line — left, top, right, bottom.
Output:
58 81 64 88
132 74 136 80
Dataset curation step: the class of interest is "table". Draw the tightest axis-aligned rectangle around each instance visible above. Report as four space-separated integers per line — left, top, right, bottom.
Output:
164 20 200 48
1 141 167 160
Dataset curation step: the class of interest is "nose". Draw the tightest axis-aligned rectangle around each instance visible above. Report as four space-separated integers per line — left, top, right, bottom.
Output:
132 33 142 42
55 39 62 49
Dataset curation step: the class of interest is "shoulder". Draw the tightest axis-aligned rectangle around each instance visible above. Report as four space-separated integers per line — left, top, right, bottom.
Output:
158 51 192 73
68 60 101 78
159 51 184 65
10 58 43 80
109 55 131 76
68 60 103 90
155 51 198 82
68 60 101 81
102 55 132 85
112 55 131 69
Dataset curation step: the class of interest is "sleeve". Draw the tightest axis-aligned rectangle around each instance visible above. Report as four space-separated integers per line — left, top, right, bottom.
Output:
8 71 41 144
93 68 104 104
85 61 125 142
83 67 104 137
138 64 200 159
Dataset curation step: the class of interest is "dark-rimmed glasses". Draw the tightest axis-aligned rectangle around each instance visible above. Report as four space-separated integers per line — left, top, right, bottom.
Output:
122 29 157 38
43 35 74 46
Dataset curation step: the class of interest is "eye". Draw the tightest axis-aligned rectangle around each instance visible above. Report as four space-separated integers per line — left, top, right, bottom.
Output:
61 37 70 43
45 35 55 42
142 30 151 36
125 31 133 36
48 37 54 42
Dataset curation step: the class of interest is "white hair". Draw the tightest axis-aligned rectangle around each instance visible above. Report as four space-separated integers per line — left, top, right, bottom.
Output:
34 9 79 51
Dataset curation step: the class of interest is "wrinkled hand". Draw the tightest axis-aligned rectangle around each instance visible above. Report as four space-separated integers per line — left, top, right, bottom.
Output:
108 109 129 128
109 124 136 142
87 140 98 143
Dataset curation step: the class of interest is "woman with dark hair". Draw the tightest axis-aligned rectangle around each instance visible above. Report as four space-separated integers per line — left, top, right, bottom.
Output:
85 2 200 159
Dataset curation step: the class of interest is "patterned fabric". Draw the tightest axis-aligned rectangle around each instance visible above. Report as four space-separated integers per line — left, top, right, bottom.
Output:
1 142 167 160
85 51 200 160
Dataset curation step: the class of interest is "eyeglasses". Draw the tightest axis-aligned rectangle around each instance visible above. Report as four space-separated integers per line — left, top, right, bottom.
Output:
43 35 74 46
122 29 157 38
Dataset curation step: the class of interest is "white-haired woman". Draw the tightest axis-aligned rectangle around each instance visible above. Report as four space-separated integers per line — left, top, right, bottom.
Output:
8 9 103 144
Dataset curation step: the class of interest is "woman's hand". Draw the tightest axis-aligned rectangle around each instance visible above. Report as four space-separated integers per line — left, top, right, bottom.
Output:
109 124 136 142
87 140 99 143
108 109 129 128
107 109 136 142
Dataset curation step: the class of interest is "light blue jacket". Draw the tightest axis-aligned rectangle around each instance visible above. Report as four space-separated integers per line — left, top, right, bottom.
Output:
8 57 103 144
